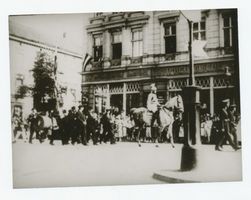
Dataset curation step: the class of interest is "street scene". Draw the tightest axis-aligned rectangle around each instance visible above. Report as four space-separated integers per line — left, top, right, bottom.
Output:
9 9 242 188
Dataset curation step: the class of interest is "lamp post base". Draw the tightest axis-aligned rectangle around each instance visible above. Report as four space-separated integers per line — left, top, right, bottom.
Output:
180 86 202 171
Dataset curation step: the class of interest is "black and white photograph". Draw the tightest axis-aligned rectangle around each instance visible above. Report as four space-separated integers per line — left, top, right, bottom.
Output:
9 8 243 188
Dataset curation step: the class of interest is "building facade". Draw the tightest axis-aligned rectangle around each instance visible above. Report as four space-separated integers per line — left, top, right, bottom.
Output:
82 9 239 115
9 20 83 118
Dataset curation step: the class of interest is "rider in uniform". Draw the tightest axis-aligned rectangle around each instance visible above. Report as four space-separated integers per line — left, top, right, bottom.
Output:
147 83 160 127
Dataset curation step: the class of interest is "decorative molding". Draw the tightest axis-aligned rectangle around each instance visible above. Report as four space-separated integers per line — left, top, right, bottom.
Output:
158 11 180 24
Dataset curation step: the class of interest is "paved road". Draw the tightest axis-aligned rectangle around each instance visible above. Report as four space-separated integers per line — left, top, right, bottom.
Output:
12 140 242 188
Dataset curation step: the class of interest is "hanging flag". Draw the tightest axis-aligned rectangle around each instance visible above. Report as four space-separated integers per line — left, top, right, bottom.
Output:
181 10 201 22
83 53 93 72
192 40 208 58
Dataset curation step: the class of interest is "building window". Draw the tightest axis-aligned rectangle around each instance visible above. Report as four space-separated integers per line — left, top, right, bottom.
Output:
193 21 206 40
132 29 143 57
164 23 176 54
93 35 103 62
16 79 23 89
16 74 24 88
111 32 122 60
223 16 233 47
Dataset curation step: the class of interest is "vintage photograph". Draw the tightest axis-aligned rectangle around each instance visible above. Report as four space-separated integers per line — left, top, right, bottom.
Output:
9 9 242 188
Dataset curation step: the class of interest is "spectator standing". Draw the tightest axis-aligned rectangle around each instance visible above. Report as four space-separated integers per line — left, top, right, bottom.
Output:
61 110 69 145
77 105 87 145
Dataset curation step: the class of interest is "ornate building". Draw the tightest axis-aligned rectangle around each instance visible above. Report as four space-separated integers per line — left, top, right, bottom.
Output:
82 9 239 115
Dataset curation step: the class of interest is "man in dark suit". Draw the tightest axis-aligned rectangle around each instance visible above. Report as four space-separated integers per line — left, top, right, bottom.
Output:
229 104 240 149
100 109 115 144
27 108 39 144
69 107 80 145
86 108 98 145
60 110 69 145
215 99 238 151
77 105 87 145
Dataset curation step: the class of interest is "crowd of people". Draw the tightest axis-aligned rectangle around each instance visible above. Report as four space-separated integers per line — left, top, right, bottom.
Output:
11 83 241 151
11 101 241 151
12 105 141 146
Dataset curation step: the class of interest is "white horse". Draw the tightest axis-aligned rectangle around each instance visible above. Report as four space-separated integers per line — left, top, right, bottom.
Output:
130 95 184 147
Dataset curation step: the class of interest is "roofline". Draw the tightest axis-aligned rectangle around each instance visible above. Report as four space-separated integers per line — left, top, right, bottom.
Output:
9 34 84 59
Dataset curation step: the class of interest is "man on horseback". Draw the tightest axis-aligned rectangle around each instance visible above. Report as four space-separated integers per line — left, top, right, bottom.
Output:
147 83 161 127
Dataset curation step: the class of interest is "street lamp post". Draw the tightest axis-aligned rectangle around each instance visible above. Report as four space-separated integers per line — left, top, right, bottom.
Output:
224 66 232 101
180 11 203 171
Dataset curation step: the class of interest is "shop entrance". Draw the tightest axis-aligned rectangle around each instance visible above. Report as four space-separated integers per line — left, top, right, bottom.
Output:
110 94 123 112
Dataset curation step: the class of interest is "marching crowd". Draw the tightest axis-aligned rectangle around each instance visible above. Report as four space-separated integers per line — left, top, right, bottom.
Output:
11 83 241 151
12 101 241 151
12 105 138 145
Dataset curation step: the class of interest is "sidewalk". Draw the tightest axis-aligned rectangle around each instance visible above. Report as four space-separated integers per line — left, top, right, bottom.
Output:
153 145 242 183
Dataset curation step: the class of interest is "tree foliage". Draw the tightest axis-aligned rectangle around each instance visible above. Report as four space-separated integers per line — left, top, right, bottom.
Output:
32 51 56 111
15 85 31 99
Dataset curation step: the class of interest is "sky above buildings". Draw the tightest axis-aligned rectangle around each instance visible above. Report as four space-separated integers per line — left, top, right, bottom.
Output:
9 13 90 55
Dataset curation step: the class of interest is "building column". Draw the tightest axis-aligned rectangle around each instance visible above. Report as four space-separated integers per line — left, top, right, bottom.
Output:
106 84 110 109
123 83 127 112
210 76 214 115
139 82 144 107
122 28 132 66
166 80 170 101
103 31 111 68
104 30 111 58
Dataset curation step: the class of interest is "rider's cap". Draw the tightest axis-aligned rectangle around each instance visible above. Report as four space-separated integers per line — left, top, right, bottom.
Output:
222 99 230 103
150 83 157 90
230 104 237 108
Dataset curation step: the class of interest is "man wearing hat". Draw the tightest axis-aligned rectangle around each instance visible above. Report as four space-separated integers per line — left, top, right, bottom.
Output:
229 104 241 149
147 83 160 127
215 99 238 151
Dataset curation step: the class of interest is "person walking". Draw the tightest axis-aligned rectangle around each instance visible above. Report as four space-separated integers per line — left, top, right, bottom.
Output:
86 108 98 145
69 107 80 145
229 104 241 149
101 109 115 144
12 109 28 143
27 108 39 144
215 99 238 151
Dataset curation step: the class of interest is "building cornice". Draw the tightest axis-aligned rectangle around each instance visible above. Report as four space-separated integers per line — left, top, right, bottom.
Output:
81 55 235 75
87 12 150 33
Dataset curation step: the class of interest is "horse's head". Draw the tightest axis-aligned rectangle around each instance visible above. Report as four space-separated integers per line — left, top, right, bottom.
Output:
174 95 184 113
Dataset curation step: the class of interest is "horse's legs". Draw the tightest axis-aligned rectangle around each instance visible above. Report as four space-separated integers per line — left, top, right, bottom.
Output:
136 127 141 147
167 124 175 148
152 127 160 147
